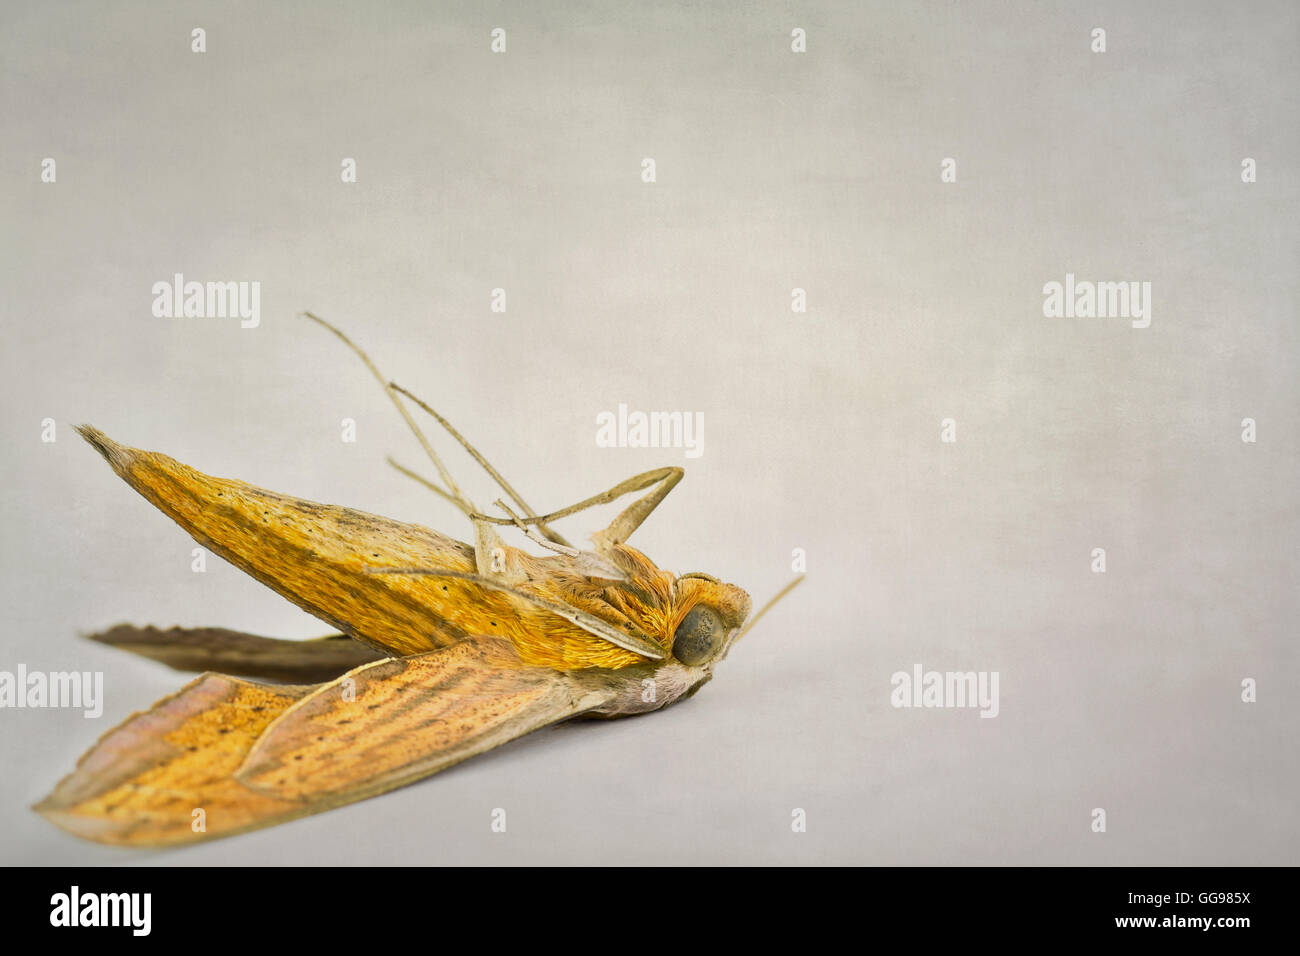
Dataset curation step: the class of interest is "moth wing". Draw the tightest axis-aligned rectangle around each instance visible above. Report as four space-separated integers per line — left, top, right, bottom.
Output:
89 625 386 682
236 637 614 802
37 639 618 846
75 425 478 657
76 426 674 669
35 673 315 846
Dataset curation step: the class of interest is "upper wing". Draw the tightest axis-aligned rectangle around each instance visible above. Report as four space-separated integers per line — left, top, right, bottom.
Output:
77 425 479 657
75 426 671 669
36 640 617 846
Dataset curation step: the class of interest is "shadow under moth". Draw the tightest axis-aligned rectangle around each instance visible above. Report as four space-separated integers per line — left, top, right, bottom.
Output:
36 314 800 846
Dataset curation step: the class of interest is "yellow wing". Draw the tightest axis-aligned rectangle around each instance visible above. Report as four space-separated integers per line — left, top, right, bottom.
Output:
237 639 611 802
76 426 674 667
36 640 617 846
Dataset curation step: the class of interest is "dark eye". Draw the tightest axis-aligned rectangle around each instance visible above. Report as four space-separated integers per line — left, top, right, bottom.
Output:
672 605 725 666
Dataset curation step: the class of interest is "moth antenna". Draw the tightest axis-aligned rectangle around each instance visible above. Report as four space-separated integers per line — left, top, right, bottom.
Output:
367 567 666 661
301 311 476 517
388 382 572 549
723 575 805 659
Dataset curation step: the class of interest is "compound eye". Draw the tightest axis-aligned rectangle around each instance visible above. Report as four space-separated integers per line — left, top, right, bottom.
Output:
672 605 725 666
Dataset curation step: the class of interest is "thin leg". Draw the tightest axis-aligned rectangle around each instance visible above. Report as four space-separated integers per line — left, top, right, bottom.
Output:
592 467 684 551
494 499 579 556
304 313 512 580
467 468 682 528
389 382 572 549
386 462 681 569
304 315 681 565
386 457 458 507
383 385 684 555
462 467 684 554
302 312 475 517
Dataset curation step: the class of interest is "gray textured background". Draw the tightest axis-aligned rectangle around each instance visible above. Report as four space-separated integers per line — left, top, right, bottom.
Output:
1 1 1296 865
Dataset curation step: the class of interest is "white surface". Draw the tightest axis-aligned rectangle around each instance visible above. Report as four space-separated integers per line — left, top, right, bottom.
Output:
1 1 1296 864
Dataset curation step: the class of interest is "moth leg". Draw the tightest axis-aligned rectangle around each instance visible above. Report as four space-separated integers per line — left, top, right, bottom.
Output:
472 519 520 583
88 624 387 682
302 313 522 582
591 467 684 552
381 381 574 580
490 506 627 579
387 382 572 549
493 499 579 556
385 457 460 509
302 312 477 518
381 456 519 579
467 467 685 554
304 315 554 584
382 380 682 569
304 317 674 572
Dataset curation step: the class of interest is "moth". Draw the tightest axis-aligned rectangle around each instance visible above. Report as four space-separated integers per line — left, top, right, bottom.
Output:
36 314 800 846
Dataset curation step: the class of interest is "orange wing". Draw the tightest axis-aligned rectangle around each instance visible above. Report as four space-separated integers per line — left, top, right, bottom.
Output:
36 640 619 846
77 426 675 668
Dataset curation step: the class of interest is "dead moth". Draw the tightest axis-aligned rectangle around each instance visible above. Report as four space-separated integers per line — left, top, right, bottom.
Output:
36 314 800 846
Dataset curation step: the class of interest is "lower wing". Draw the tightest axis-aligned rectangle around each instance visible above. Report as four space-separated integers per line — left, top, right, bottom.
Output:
36 639 615 846
88 625 386 683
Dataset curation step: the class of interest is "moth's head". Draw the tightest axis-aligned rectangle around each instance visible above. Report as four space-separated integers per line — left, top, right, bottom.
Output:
668 574 752 670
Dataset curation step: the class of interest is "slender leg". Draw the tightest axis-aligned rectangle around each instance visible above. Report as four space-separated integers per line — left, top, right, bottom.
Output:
386 457 458 507
305 315 683 567
467 468 682 528
382 385 684 554
302 313 475 516
389 382 571 549
304 313 512 580
494 499 579 556
591 467 684 551
461 467 684 555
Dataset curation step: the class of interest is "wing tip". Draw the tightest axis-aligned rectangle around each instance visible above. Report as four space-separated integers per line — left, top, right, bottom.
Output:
33 800 177 848
76 424 135 473
30 796 107 844
85 623 149 647
31 794 58 815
